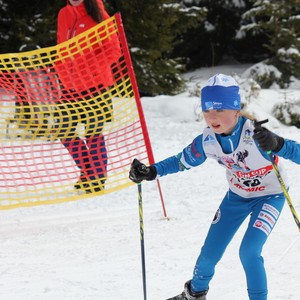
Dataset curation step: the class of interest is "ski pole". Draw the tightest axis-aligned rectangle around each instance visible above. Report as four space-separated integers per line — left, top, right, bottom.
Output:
138 183 147 300
267 151 300 232
255 119 300 232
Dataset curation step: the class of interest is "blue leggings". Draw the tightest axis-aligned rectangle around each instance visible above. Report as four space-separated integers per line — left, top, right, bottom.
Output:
191 190 285 300
55 97 108 180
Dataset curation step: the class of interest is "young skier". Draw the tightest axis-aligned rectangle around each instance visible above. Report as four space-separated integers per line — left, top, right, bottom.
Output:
129 73 300 300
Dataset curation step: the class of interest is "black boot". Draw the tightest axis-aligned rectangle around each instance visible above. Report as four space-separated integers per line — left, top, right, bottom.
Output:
166 280 208 300
74 173 105 193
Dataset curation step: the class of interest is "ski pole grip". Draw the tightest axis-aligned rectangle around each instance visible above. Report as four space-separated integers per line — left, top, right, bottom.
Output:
254 119 269 128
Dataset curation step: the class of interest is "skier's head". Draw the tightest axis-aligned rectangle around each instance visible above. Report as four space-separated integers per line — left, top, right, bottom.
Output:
200 74 241 111
68 0 84 6
67 0 103 23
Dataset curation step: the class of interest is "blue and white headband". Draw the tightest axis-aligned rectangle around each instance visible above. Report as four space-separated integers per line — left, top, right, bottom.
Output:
201 74 241 111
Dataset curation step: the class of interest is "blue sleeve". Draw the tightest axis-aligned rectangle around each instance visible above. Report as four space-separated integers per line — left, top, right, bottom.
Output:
153 134 207 177
276 139 300 164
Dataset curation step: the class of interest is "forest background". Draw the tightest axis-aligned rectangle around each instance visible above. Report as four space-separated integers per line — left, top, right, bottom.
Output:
0 0 299 96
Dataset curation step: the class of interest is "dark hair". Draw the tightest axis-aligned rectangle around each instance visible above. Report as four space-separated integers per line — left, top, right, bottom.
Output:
84 0 103 23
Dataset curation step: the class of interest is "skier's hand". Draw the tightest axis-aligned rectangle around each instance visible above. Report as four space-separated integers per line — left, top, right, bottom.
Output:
129 159 157 183
253 119 284 152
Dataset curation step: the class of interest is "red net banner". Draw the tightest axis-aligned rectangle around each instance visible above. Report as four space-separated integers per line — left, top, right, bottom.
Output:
0 14 154 209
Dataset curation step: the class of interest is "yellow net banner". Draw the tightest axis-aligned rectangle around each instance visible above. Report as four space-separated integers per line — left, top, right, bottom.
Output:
0 14 153 210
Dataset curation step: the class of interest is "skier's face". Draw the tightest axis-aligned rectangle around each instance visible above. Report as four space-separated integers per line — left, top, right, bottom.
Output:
203 109 240 135
69 0 84 6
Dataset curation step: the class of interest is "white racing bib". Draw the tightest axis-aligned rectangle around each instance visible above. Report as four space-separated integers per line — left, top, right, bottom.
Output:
202 119 286 198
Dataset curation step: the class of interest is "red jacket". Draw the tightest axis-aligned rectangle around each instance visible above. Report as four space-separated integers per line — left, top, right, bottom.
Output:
56 0 121 92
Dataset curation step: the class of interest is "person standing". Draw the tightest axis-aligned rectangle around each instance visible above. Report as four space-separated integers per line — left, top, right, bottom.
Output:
129 74 300 300
56 0 121 193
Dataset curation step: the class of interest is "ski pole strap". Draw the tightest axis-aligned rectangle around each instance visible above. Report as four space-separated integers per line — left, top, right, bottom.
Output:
267 151 300 232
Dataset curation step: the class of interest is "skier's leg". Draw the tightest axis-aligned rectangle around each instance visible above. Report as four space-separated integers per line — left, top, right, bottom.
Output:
239 194 285 300
191 191 250 292
62 136 90 174
82 99 107 192
55 100 90 177
86 134 107 182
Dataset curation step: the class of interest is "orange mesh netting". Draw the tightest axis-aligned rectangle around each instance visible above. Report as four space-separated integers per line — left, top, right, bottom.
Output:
0 14 152 209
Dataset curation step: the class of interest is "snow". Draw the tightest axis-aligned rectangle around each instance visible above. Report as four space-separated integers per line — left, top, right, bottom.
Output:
1 64 300 300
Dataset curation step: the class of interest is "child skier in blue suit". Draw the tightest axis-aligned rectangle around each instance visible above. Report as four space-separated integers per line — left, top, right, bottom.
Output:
129 74 300 300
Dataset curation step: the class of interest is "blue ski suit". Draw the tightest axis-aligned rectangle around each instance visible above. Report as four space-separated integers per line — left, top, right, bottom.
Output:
153 117 300 300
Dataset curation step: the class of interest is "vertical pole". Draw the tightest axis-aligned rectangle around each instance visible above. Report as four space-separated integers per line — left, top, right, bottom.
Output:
138 183 147 300
115 13 167 218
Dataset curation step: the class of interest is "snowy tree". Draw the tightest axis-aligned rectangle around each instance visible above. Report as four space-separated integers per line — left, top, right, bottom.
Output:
240 0 300 87
172 0 253 69
0 0 63 53
106 0 206 95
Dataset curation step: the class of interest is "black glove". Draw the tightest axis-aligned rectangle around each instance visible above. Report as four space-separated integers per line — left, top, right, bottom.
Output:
253 119 284 152
129 159 157 183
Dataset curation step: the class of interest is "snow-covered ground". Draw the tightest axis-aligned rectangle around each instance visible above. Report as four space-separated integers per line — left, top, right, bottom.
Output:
1 63 300 300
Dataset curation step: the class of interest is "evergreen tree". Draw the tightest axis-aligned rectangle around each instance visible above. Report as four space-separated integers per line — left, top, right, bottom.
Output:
172 0 250 69
0 0 63 53
241 0 300 86
232 0 269 63
106 0 206 96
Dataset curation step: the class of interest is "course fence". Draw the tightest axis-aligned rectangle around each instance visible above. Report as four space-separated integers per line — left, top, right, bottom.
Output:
0 14 156 210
